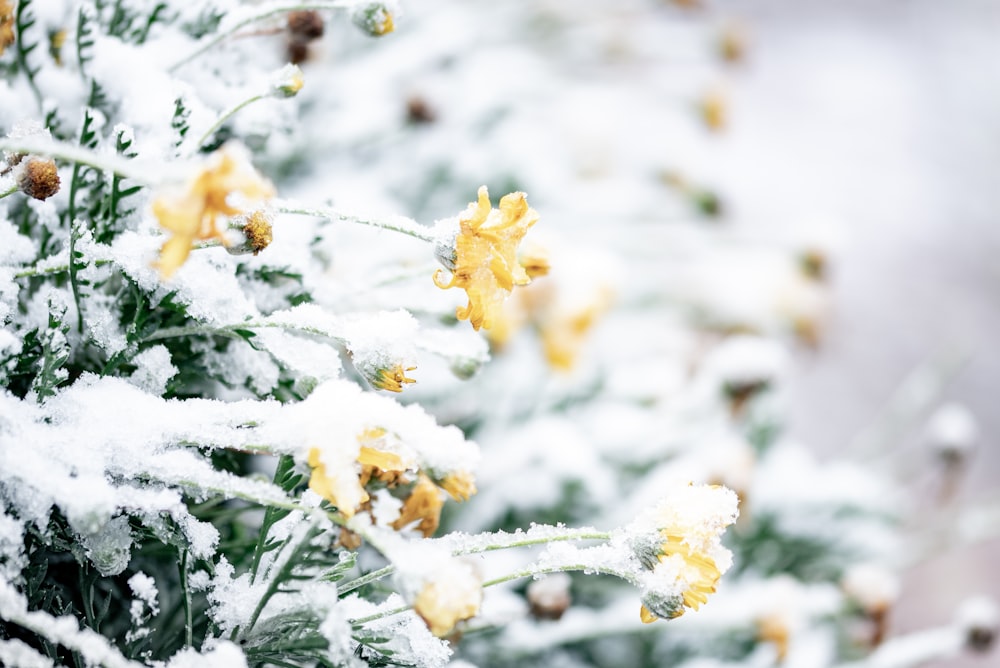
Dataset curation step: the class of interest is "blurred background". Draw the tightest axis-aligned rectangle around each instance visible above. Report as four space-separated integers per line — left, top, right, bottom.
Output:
717 1 1000 665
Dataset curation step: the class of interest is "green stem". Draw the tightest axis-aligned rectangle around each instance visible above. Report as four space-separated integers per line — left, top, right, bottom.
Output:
337 565 394 597
0 184 17 199
349 560 633 627
140 320 347 346
191 94 267 151
179 549 193 648
274 200 436 243
168 1 355 73
14 259 112 279
0 138 156 184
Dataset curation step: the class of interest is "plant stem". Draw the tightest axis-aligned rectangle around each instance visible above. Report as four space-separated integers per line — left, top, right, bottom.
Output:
190 94 268 152
179 549 194 647
168 1 355 73
337 565 394 597
0 184 17 199
0 138 157 184
274 199 436 243
14 259 111 279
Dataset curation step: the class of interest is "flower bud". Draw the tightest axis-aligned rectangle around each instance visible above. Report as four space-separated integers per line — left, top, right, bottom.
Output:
527 573 572 621
955 596 999 653
351 2 396 37
225 211 274 256
272 63 305 98
18 157 61 201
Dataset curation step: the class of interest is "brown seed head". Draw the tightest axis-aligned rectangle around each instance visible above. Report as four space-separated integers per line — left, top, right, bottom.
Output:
288 11 325 41
0 1 15 56
242 211 274 255
18 158 61 201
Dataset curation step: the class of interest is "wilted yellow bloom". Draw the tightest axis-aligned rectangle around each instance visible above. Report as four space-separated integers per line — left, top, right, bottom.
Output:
518 243 550 280
0 1 14 56
307 447 367 519
440 470 476 501
307 428 409 518
414 562 483 637
371 364 417 392
434 186 539 331
393 474 444 537
153 146 274 279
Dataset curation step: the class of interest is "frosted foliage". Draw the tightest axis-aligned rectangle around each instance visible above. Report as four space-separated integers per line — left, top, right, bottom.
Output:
0 511 26 582
0 0 984 666
83 515 134 577
129 345 178 395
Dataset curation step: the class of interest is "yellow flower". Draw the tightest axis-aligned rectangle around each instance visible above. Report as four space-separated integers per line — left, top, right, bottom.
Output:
414 561 483 637
371 364 417 393
439 470 476 501
392 474 444 537
306 428 410 519
153 146 274 279
631 484 739 623
434 186 539 331
0 1 14 56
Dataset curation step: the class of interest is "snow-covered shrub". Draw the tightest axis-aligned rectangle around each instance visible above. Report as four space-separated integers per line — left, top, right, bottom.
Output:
0 1 993 667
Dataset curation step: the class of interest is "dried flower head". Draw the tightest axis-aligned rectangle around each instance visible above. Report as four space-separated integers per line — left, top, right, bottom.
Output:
0 1 14 56
434 186 540 331
153 145 274 279
527 573 572 621
17 158 61 201
225 210 274 256
393 474 444 537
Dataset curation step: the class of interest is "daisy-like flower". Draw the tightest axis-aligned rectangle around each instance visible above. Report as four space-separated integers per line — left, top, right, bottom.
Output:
413 558 483 637
434 186 540 331
153 145 274 279
628 484 739 623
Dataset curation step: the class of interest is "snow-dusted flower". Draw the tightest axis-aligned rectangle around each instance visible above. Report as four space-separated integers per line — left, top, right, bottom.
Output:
307 429 410 519
440 470 476 502
225 210 273 256
627 484 739 622
371 364 417 393
413 558 483 637
271 63 304 98
153 145 274 279
434 186 540 331
0 1 13 55
352 2 396 37
539 287 614 372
